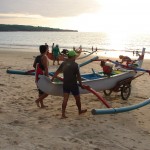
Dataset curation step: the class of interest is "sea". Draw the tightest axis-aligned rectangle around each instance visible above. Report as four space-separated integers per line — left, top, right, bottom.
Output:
0 32 150 59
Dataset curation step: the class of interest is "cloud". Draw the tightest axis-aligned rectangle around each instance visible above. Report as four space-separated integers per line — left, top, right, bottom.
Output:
0 0 101 18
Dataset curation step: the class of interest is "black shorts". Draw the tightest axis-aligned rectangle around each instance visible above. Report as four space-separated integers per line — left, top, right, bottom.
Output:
63 84 79 96
38 89 44 95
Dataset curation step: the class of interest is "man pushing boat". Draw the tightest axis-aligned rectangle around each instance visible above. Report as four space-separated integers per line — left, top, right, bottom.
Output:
51 50 87 119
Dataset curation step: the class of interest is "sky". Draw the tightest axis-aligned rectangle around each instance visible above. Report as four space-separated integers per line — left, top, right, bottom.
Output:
0 0 150 33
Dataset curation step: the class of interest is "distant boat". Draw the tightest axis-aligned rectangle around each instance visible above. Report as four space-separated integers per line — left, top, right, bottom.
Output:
47 49 82 61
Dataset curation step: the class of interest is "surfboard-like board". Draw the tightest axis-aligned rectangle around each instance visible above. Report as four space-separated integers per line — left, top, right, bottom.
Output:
6 69 55 76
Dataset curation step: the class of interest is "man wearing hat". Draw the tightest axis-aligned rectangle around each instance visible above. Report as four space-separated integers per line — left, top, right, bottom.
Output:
51 50 87 119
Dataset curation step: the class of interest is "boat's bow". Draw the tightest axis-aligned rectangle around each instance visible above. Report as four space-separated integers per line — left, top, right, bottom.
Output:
37 75 64 96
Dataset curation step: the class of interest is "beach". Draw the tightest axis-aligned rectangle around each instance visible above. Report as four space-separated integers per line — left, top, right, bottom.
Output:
0 50 150 150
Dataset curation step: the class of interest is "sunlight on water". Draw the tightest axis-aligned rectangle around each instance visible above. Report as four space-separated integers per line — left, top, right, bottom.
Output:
106 32 129 50
0 32 149 60
93 49 150 59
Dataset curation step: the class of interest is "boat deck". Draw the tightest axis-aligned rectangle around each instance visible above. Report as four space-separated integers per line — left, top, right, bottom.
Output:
81 70 125 81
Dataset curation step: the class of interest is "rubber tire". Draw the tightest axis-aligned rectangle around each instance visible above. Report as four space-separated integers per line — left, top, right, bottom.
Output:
121 84 131 100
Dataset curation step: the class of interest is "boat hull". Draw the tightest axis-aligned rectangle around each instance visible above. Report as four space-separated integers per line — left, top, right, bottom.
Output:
47 52 66 61
37 70 136 96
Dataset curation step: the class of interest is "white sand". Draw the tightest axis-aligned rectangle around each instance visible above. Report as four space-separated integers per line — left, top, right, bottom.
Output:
0 50 150 150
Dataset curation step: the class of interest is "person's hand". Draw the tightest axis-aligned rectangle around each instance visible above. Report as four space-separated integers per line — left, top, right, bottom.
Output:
80 84 90 89
79 84 84 89
83 84 90 89
44 74 49 77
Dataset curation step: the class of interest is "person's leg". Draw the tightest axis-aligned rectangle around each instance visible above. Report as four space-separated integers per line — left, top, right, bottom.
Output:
35 89 43 107
74 95 87 115
35 97 41 107
35 93 48 108
57 60 60 65
53 59 55 65
40 93 48 108
57 57 60 65
61 93 69 118
53 56 56 65
71 84 87 115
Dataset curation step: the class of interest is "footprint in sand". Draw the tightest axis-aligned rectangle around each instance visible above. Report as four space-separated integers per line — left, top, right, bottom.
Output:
8 120 24 125
59 137 67 141
131 138 135 141
142 131 150 134
138 141 142 144
0 83 6 86
12 85 21 88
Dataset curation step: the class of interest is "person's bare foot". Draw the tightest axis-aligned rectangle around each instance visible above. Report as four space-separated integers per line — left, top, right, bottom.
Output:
79 109 87 115
35 100 40 108
61 115 68 119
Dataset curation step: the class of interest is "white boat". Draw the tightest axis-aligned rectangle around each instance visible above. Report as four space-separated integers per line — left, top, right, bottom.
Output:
37 48 145 98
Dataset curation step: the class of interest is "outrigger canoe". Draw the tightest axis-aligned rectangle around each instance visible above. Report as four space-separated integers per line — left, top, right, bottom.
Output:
47 49 82 61
37 70 136 96
37 48 145 97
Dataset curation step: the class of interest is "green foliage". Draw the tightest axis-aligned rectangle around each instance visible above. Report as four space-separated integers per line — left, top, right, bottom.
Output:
0 24 78 32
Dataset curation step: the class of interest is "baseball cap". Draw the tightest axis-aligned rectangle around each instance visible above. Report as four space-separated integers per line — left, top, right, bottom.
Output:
67 50 77 57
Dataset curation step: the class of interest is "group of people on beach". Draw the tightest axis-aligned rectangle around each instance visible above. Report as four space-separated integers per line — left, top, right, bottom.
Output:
33 44 87 119
45 43 61 65
100 52 143 77
33 43 142 119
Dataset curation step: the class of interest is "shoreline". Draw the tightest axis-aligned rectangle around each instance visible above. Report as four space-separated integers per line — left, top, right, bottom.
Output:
0 48 150 60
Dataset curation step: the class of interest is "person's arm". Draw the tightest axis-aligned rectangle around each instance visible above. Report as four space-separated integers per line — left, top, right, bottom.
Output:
76 66 85 88
120 58 124 63
51 64 63 81
77 71 90 89
77 71 82 87
42 55 49 76
137 53 141 60
51 70 61 82
33 57 37 68
58 48 61 55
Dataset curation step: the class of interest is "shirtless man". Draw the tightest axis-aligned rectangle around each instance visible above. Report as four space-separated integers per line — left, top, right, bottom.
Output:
33 45 49 108
119 55 132 64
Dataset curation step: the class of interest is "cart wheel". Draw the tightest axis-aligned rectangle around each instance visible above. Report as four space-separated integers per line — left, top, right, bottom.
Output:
103 90 112 96
121 84 131 100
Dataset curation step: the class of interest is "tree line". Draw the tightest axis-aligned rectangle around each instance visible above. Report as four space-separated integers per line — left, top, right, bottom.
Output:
0 24 78 32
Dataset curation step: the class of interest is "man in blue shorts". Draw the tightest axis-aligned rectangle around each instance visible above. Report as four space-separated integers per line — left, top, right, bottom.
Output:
51 50 87 118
